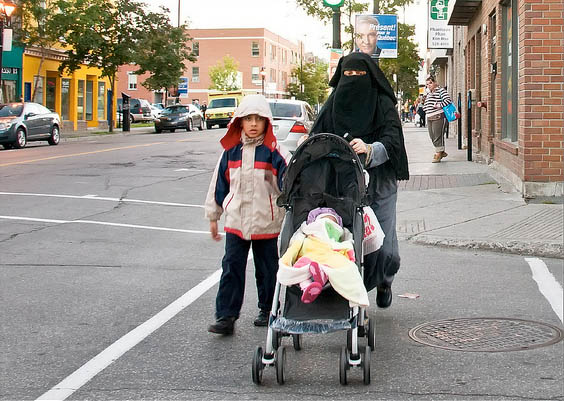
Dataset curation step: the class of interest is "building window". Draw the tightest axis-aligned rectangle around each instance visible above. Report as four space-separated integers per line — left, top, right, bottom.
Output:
61 78 70 120
86 80 93 121
192 41 199 57
77 80 84 120
270 44 276 61
251 66 260 82
127 72 137 90
501 0 518 142
33 76 44 104
269 68 276 82
251 42 259 56
192 67 199 83
98 81 106 120
282 71 287 88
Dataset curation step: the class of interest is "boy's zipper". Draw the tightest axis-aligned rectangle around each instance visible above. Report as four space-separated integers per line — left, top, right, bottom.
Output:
269 195 274 220
225 193 235 209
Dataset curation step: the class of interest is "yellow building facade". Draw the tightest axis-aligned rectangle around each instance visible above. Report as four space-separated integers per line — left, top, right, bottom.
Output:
22 47 115 131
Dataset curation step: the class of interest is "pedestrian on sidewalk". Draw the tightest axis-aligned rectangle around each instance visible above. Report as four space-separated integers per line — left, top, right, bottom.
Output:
423 75 451 162
204 94 289 335
417 95 426 127
306 52 410 308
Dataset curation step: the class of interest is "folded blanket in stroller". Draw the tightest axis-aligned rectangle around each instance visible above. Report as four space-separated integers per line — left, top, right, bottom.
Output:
277 220 370 307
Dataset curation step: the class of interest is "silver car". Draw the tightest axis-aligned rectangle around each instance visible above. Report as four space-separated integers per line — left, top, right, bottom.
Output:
268 99 315 153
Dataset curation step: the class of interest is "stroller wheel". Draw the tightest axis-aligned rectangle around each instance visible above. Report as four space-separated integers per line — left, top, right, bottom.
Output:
271 330 281 350
275 346 286 385
362 346 371 385
252 346 264 384
292 334 301 351
339 346 349 385
367 318 375 351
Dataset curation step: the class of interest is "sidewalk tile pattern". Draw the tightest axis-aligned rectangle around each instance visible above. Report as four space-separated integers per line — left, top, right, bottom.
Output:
398 173 494 191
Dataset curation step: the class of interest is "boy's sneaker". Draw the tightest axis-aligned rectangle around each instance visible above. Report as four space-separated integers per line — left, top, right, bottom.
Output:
253 310 269 327
208 317 236 335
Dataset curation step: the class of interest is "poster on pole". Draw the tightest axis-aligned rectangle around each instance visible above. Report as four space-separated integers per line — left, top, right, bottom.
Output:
329 48 343 80
428 0 453 49
355 14 398 59
178 77 189 98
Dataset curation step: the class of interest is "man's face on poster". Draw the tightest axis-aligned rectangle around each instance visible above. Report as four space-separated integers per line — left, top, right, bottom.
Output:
356 22 379 55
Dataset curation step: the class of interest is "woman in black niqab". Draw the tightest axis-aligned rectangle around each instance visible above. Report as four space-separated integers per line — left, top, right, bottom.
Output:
310 51 409 307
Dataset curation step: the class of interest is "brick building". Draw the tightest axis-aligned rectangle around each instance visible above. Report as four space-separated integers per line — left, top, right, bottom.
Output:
117 28 302 105
441 0 563 199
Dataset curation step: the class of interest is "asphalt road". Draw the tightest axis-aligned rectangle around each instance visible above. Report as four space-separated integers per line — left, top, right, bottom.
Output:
1 130 562 400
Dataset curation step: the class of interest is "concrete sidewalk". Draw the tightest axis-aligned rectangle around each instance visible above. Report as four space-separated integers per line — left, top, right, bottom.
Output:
60 125 155 141
398 123 563 259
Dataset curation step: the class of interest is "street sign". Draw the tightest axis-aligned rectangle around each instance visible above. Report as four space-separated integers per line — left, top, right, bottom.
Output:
178 77 188 98
428 0 453 48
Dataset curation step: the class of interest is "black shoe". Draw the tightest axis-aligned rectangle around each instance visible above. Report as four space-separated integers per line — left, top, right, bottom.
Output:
253 310 269 327
208 317 236 335
376 286 392 308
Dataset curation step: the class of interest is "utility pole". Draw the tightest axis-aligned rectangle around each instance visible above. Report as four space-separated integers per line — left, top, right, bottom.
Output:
177 0 181 27
373 0 379 13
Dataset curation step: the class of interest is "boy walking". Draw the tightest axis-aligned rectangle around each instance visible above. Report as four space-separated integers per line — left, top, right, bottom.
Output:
205 95 288 335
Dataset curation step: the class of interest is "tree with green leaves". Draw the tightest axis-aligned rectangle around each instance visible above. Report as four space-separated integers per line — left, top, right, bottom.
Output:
133 7 196 105
13 0 59 102
208 56 241 91
287 60 330 107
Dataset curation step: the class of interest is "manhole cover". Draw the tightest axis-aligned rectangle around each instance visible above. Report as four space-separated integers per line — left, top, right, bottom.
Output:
409 318 563 352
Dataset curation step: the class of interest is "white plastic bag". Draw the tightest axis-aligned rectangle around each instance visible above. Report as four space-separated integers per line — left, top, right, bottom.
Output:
362 206 385 255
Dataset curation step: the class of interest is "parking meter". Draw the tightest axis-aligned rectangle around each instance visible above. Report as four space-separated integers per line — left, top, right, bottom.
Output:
122 92 131 132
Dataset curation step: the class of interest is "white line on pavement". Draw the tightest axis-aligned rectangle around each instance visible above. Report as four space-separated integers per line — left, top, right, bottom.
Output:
0 192 204 208
525 257 563 323
0 216 217 236
36 269 223 401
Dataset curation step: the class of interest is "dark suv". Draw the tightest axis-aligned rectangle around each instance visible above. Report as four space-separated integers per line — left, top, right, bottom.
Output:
117 98 152 123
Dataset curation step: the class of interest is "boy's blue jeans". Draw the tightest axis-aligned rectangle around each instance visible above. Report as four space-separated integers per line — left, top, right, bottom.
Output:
216 233 278 319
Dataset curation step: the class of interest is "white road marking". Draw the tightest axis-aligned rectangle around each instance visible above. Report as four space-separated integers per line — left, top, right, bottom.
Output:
0 192 204 208
525 257 563 323
36 269 223 401
0 216 218 236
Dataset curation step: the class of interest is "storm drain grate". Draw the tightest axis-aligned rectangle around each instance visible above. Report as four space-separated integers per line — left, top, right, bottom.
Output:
409 318 564 352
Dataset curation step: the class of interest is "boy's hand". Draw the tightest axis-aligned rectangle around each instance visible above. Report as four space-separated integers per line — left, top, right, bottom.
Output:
210 221 221 241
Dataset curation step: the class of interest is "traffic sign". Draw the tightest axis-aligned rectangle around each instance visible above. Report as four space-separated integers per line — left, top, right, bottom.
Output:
323 0 344 7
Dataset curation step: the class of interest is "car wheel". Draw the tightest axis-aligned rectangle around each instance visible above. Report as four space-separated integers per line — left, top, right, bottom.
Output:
206 122 213 129
170 129 176 133
48 125 60 145
3 143 13 150
14 128 27 149
186 118 193 132
129 114 134 124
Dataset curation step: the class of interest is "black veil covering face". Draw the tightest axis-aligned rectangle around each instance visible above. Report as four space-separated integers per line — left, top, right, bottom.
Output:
312 52 409 181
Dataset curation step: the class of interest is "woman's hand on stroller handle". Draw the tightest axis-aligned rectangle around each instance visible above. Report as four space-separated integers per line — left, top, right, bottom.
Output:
349 138 368 154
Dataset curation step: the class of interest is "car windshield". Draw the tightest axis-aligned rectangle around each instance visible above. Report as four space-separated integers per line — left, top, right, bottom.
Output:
162 106 188 115
269 103 302 118
208 98 236 109
0 104 23 117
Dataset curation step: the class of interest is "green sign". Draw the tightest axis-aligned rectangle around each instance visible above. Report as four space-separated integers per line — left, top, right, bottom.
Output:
430 0 449 20
323 0 345 7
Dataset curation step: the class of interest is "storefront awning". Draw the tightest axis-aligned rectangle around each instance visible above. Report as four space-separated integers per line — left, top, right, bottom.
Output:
447 0 482 26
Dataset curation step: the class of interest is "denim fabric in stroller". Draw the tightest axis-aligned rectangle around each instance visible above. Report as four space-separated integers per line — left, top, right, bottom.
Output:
251 133 374 386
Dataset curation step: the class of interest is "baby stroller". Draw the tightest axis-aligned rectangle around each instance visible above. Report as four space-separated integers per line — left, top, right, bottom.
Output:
251 133 375 386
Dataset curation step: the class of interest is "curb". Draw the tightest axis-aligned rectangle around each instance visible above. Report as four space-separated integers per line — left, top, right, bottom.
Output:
407 235 563 259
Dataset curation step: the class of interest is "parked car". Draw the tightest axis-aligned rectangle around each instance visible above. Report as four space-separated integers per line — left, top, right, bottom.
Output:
154 104 204 133
117 98 153 123
149 104 162 119
268 99 315 153
0 102 62 149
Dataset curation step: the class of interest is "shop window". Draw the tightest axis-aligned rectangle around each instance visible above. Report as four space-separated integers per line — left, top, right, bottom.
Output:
61 78 70 120
192 67 199 83
86 80 93 121
46 78 56 111
77 80 84 120
501 0 518 142
97 81 105 120
33 76 44 104
251 42 259 56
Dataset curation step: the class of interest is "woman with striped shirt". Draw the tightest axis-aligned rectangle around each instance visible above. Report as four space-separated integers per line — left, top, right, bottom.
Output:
423 76 452 162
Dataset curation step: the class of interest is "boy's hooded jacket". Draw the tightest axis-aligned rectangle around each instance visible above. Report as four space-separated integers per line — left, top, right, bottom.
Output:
205 95 288 240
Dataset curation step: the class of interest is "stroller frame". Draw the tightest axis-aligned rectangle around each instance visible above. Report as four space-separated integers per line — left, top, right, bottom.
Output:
251 133 375 386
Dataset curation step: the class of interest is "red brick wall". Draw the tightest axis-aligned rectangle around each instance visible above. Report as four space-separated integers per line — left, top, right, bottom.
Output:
116 64 155 103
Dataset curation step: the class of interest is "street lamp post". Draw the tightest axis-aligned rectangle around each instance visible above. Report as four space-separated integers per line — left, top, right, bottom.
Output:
259 67 266 96
0 0 16 103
